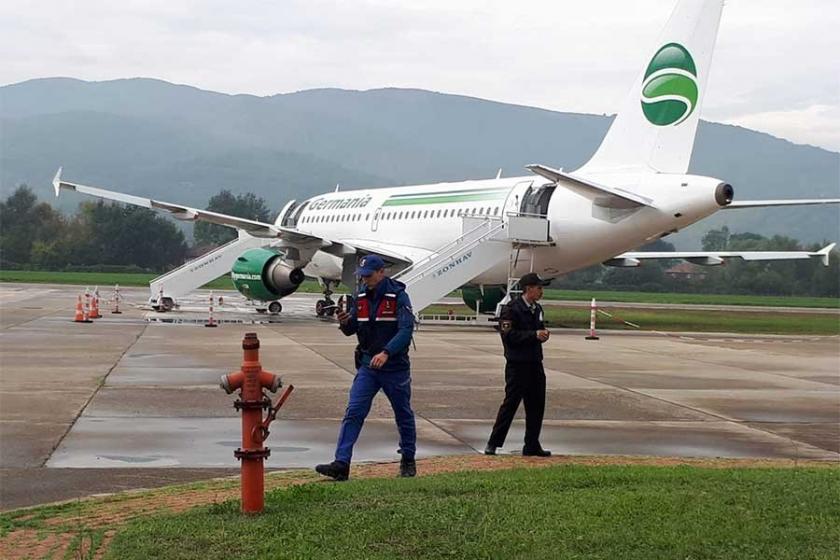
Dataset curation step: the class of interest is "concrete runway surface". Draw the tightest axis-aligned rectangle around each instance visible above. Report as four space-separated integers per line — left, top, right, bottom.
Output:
1 283 838 510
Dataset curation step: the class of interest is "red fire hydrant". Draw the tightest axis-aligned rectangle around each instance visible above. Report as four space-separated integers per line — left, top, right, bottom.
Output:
220 332 294 513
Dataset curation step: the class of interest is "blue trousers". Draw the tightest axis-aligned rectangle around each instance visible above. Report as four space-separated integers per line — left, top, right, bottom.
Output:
335 365 416 464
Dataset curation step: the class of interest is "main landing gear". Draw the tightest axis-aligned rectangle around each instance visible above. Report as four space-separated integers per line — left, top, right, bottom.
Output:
256 301 282 315
315 280 337 317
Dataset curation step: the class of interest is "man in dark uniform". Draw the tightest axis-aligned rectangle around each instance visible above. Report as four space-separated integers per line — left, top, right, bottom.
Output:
485 272 552 457
315 255 417 481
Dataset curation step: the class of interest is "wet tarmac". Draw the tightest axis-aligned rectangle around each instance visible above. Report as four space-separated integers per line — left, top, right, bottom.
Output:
1 283 838 509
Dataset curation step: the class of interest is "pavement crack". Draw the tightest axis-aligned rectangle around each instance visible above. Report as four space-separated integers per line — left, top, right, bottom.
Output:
41 323 148 467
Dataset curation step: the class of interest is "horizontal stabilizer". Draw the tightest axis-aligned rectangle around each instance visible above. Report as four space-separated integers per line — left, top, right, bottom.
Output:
611 243 836 267
724 199 840 209
526 164 655 208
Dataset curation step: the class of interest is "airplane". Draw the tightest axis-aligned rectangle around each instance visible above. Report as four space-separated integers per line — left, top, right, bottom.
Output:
53 0 839 317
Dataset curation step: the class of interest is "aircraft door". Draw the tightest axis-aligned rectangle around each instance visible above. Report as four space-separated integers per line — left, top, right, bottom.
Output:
284 201 309 228
521 184 556 217
502 180 533 217
371 207 382 231
275 200 297 226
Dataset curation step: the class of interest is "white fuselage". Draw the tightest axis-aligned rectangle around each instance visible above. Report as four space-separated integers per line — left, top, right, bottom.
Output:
287 170 727 286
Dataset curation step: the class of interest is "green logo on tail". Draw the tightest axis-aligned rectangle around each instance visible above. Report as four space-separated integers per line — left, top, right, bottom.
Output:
641 43 698 126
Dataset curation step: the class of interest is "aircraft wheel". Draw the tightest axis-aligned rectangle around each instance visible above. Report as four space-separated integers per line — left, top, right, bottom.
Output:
315 299 327 317
324 298 336 316
268 301 282 315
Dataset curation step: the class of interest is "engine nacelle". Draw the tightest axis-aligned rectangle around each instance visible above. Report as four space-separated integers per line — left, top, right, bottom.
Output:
230 248 305 302
461 285 507 313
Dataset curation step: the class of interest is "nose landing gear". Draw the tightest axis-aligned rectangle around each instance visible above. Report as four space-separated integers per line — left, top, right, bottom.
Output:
315 280 337 317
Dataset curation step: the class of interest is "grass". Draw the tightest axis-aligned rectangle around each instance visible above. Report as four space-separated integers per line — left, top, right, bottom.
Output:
2 270 836 308
0 270 343 293
424 304 840 336
103 465 839 560
541 288 840 309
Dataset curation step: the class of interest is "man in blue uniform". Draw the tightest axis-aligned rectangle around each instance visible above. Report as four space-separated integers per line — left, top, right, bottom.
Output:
485 272 552 457
315 255 417 481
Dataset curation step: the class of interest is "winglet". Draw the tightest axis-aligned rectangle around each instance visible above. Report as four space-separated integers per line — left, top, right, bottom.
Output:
818 243 836 267
52 167 63 197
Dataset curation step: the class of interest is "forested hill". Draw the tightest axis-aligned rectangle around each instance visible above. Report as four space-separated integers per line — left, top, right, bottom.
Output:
2 77 838 249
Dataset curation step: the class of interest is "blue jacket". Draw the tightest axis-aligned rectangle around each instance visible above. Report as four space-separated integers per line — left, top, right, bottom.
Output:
339 277 414 372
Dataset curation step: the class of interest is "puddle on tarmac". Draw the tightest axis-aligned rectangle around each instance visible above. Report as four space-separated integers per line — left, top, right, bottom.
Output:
99 455 167 463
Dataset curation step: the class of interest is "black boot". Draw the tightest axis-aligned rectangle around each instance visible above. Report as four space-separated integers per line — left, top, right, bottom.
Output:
522 447 551 457
315 460 350 481
399 457 417 478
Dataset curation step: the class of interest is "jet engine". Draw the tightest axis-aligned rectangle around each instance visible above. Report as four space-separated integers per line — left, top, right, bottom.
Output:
461 285 507 313
230 248 305 301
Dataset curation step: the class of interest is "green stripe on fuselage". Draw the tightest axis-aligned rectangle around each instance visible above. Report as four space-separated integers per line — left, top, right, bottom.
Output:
383 189 508 207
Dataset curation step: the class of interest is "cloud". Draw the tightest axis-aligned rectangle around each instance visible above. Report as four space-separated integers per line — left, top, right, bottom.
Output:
0 0 837 150
723 104 840 152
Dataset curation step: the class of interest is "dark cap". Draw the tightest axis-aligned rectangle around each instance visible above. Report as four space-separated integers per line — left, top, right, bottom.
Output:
519 272 549 288
356 254 386 277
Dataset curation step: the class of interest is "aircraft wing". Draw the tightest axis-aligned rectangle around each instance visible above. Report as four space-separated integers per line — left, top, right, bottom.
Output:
333 239 426 269
52 168 322 245
723 199 840 209
607 243 836 267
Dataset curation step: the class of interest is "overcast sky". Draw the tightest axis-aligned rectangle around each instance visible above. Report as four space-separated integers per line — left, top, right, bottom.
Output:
2 0 838 151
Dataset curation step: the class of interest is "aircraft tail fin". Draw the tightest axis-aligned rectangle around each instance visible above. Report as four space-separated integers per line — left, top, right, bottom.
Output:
579 0 724 175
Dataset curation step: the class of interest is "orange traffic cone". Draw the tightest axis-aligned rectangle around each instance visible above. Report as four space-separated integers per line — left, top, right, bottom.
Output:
74 295 92 323
90 287 102 319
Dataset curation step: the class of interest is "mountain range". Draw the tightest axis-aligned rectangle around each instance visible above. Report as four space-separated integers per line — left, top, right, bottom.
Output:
1 77 837 249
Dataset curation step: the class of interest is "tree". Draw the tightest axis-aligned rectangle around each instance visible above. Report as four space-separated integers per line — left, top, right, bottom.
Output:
0 185 66 267
701 226 730 251
194 190 273 246
75 201 188 271
601 238 676 292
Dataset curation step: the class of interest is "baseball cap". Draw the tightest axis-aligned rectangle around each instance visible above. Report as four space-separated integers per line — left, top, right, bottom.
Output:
356 254 386 277
519 272 550 287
